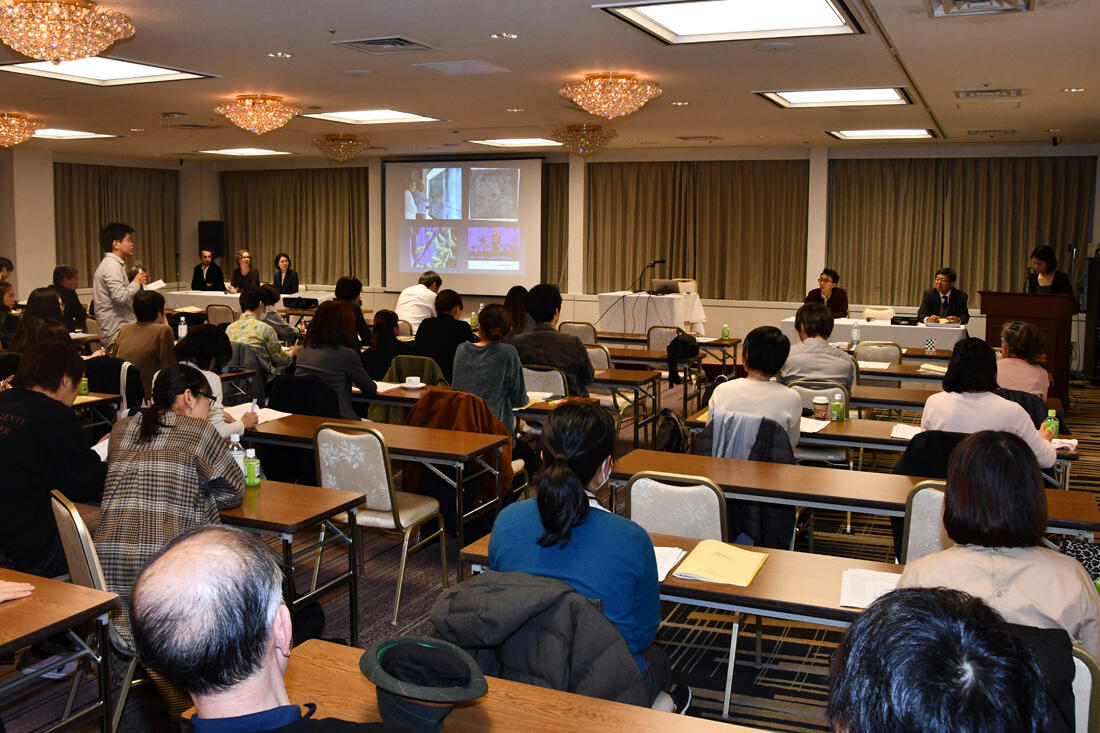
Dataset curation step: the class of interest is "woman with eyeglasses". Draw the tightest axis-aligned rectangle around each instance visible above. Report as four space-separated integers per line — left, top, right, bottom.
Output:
95 363 245 643
227 249 260 294
803 268 848 319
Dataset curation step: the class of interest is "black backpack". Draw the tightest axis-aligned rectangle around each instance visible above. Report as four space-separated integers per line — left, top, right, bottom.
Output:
665 331 700 386
653 408 690 453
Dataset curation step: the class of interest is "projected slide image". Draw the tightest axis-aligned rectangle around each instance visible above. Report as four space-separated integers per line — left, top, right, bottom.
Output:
467 227 520 272
409 227 458 270
469 167 520 222
405 167 462 220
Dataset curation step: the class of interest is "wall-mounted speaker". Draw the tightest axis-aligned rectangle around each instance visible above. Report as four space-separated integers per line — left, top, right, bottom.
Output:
198 220 226 258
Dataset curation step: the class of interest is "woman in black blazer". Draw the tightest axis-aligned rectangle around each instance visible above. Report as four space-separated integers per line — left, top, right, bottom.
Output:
273 252 299 294
1026 245 1072 294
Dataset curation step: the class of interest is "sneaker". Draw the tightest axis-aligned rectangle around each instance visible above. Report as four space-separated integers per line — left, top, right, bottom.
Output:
19 653 78 680
671 684 692 714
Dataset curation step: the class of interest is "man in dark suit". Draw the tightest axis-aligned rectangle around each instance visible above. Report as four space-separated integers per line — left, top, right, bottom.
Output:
190 249 226 291
50 265 87 332
916 267 969 324
414 288 475 383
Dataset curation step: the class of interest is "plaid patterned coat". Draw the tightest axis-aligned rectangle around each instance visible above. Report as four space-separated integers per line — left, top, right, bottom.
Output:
95 411 245 642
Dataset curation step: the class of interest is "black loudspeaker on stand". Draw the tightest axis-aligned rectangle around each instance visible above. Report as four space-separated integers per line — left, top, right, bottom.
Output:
198 220 226 258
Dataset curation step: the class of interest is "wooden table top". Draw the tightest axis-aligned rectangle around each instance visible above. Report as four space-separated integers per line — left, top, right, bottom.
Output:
247 414 508 461
592 368 661 386
0 568 119 655
253 639 765 732
219 480 365 533
71 392 121 410
857 362 944 381
607 347 703 364
611 449 1100 531
220 368 256 381
599 331 741 348
461 533 901 626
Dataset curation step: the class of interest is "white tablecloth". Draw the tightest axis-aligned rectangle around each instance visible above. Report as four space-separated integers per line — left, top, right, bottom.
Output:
596 291 706 334
162 289 334 311
780 316 970 350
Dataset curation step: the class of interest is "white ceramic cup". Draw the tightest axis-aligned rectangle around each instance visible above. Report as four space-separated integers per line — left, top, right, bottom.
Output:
405 376 422 387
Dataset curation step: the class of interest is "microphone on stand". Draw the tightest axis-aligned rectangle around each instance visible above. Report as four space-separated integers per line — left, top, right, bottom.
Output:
1022 266 1033 293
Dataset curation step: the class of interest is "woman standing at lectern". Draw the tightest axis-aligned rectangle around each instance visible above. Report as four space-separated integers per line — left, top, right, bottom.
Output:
1026 245 1072 294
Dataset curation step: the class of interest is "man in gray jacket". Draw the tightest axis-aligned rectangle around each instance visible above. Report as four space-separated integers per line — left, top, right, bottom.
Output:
92 222 146 347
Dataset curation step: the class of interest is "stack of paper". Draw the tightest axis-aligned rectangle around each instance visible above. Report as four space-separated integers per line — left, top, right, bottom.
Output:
800 417 831 433
173 305 205 314
672 539 768 587
374 381 403 393
917 362 948 374
696 336 718 343
1052 438 1079 451
839 568 900 608
654 547 687 581
890 423 923 440
145 279 166 291
857 360 891 370
225 403 291 425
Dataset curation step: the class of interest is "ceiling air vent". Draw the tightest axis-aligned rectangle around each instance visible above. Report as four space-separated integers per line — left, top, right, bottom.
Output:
675 135 721 141
170 123 218 130
932 0 1031 17
955 88 1021 99
967 129 1016 136
331 37 436 55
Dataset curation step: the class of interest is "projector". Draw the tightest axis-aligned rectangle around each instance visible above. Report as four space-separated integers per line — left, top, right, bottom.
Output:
283 297 319 310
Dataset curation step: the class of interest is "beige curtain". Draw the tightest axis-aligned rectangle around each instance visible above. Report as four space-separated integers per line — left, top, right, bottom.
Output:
220 167 369 285
541 163 569 289
828 159 946 306
695 160 808 301
944 156 1095 305
585 161 697 294
54 163 179 284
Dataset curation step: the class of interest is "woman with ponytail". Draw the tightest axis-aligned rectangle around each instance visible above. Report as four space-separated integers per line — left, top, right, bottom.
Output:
488 401 669 703
95 364 245 643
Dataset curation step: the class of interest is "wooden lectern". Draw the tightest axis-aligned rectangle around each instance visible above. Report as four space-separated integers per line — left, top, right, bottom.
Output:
979 291 1078 403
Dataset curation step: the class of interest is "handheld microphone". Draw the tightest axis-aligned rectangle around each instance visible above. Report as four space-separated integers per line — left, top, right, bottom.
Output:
649 258 666 267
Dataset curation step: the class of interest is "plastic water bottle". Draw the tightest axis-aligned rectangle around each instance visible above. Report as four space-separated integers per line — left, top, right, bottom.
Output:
78 376 89 396
721 323 730 340
1043 409 1059 438
177 319 188 340
244 448 262 487
850 323 861 348
829 392 845 422
229 434 247 479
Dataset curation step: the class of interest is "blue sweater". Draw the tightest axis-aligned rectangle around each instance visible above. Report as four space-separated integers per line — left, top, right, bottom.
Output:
489 499 659 672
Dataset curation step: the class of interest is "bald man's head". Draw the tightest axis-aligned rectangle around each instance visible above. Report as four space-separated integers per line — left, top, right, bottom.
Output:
130 525 285 695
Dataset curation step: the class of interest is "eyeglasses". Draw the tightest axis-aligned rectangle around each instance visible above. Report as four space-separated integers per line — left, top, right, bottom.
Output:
195 391 216 403
818 277 835 284
934 277 951 284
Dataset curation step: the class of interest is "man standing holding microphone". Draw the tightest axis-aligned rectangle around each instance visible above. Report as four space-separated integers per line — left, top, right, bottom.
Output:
93 222 147 350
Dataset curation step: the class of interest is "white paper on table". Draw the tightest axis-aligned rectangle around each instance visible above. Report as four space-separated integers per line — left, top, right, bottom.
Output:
144 279 166 291
224 403 291 425
91 440 109 462
800 417 831 433
890 423 923 440
695 336 718 343
857 360 891 370
654 547 688 581
1052 438 1079 451
374 381 404 393
830 341 850 350
839 568 900 609
173 305 204 314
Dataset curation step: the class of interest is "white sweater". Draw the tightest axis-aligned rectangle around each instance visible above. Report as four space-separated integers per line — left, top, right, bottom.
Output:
921 391 1056 467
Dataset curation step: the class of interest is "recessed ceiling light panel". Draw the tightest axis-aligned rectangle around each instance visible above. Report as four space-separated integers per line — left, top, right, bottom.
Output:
489 32 518 39
301 109 443 125
34 128 116 139
758 87 908 108
198 148 293 156
0 57 209 86
826 128 934 140
596 0 861 44
467 138 562 148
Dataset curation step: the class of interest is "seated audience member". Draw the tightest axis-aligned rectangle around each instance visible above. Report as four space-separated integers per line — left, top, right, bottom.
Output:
259 284 301 342
917 267 970 324
452 304 527 433
171 325 257 439
502 285 534 340
115 289 177 399
226 288 299 376
828 587 1046 733
413 288 474 384
10 286 70 353
511 284 594 397
922 338 1055 467
0 281 19 348
803 268 848 319
395 270 441 332
0 256 12 280
361 309 412 380
273 252 299 294
190 248 226 292
294 300 377 420
898 430 1099 658
1027 245 1073 295
998 320 1049 399
96 364 244 643
131 525 404 732
777 303 857 390
0 342 106 577
50 265 87 332
709 326 801 448
227 249 260 294
489 402 671 705
334 276 372 347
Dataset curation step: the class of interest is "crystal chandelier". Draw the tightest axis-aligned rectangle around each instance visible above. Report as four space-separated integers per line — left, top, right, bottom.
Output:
311 134 370 162
215 94 300 135
0 0 135 64
0 113 44 147
550 124 616 156
559 72 662 119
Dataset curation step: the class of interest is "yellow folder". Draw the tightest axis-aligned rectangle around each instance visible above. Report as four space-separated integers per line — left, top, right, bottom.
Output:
672 539 768 587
